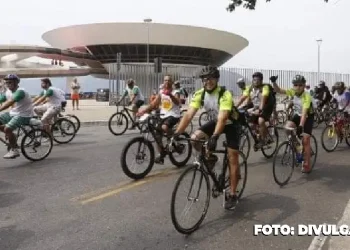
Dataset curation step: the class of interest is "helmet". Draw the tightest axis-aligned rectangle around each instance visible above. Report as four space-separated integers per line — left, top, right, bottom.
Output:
292 75 306 84
174 81 180 86
252 72 263 80
199 65 220 79
335 81 345 89
4 74 20 83
319 81 326 87
237 78 245 88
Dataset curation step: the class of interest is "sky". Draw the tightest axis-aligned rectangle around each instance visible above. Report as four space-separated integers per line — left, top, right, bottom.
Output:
0 0 348 92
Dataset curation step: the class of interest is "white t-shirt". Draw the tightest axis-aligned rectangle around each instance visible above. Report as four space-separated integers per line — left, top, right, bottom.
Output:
159 89 181 118
41 87 65 107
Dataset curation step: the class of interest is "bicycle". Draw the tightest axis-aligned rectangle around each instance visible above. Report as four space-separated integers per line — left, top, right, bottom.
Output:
170 138 247 234
120 113 192 180
272 126 318 186
57 102 80 133
0 118 53 161
108 103 144 136
238 109 279 160
321 111 350 152
276 98 293 125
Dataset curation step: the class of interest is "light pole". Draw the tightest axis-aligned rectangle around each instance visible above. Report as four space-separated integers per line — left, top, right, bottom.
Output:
143 18 152 64
316 39 322 83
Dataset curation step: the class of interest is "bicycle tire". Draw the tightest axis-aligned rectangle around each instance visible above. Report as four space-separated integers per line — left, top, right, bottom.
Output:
239 130 251 160
108 112 128 136
168 132 192 167
272 141 295 186
120 137 155 180
310 134 318 171
261 126 279 159
21 129 53 162
170 165 210 235
321 125 339 152
198 111 208 127
66 114 81 132
224 151 248 199
51 118 76 144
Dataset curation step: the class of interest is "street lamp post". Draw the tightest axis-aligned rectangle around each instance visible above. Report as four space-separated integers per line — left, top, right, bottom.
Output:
143 18 152 64
316 39 323 83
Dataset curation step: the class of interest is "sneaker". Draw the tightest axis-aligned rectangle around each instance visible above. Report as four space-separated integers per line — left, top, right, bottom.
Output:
301 165 311 174
3 148 20 159
154 155 165 165
224 194 238 210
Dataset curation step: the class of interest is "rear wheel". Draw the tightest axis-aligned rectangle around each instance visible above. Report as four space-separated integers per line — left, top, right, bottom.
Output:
51 118 76 144
108 112 128 136
21 129 53 161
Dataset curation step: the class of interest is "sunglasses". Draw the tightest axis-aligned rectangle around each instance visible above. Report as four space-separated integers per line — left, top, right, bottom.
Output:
293 83 303 87
202 77 214 83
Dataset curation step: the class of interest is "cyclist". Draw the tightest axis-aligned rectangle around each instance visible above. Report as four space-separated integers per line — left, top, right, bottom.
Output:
236 72 276 148
138 75 181 164
317 81 332 109
236 78 253 110
174 81 188 106
174 65 241 210
333 82 350 118
33 78 66 134
0 74 34 159
271 75 314 174
118 79 145 129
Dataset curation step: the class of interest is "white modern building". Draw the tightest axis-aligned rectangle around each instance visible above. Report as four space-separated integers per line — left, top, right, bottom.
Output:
0 22 249 78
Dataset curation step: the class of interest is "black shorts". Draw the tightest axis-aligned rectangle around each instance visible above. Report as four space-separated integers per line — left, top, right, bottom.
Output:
135 100 144 108
291 114 314 135
249 104 274 124
161 116 179 129
199 120 241 150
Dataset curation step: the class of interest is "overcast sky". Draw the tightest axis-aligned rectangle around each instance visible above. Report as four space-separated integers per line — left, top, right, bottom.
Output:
0 0 347 73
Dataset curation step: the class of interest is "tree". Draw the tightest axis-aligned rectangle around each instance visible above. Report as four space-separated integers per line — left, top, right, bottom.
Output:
227 0 329 11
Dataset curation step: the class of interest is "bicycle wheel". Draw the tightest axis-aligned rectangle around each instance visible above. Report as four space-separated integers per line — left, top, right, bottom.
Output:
168 132 192 167
239 130 251 160
108 112 128 136
224 151 248 199
310 134 318 171
345 125 350 147
198 112 208 127
321 125 339 152
313 114 319 129
261 126 279 159
170 164 210 235
272 141 295 186
185 121 193 135
51 118 76 144
120 136 155 180
65 114 80 132
21 129 53 161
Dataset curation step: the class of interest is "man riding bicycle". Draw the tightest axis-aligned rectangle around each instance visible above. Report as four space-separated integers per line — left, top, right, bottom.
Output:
174 65 241 210
236 78 253 110
118 79 145 130
271 75 314 174
138 75 181 164
33 78 66 134
333 81 350 119
0 74 34 159
236 72 276 148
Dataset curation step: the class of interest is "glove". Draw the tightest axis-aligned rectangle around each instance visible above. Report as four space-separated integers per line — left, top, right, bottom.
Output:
207 134 219 151
296 125 303 136
270 76 278 83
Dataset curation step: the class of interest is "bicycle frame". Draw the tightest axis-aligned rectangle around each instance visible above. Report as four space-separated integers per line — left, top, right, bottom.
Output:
117 105 142 129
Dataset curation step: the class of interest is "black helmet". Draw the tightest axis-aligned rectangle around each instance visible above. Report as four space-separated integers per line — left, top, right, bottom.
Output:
319 81 326 87
4 74 20 83
237 78 245 88
335 81 345 89
252 72 263 80
292 75 306 84
199 65 220 79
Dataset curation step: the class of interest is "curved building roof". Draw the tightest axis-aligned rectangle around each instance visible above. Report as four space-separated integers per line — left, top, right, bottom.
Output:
42 22 249 66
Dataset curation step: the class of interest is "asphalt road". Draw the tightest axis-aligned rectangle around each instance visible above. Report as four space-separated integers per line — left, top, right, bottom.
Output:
0 125 350 250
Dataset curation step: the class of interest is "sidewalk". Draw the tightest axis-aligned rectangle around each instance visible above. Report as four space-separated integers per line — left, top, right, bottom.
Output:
64 100 285 127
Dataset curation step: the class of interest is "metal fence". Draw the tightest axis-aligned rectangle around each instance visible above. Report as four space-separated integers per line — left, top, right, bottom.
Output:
108 63 350 104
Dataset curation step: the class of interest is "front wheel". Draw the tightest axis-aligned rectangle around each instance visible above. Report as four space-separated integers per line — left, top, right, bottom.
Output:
272 141 295 187
108 112 128 136
239 130 251 160
168 132 192 167
66 114 81 132
261 126 279 159
309 134 318 171
21 129 53 161
120 137 155 180
321 125 339 152
170 165 211 235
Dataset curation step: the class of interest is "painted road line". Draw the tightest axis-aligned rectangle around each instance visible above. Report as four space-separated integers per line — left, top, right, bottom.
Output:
72 167 182 205
307 223 328 250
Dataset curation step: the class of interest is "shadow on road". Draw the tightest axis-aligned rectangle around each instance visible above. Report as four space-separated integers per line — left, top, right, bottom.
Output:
3 156 81 169
0 192 25 208
0 225 35 250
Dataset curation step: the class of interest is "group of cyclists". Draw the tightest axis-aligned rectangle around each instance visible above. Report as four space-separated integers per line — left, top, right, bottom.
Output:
118 65 350 210
0 74 67 159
